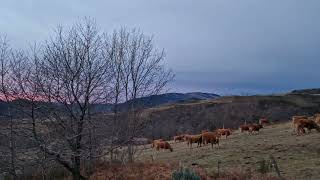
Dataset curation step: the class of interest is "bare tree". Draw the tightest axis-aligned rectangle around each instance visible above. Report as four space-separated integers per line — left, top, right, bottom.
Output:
104 28 174 162
6 19 112 180
0 35 17 180
1 18 174 179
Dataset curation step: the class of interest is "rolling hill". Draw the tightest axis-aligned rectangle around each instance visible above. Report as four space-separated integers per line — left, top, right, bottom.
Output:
92 92 220 112
139 92 320 139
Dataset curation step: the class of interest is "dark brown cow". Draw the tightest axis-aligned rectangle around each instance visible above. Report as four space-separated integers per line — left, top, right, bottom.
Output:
296 119 320 134
155 141 173 152
239 124 251 133
249 124 263 134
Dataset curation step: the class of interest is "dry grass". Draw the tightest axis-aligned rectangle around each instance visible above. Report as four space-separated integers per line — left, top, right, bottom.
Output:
138 122 320 180
89 162 177 180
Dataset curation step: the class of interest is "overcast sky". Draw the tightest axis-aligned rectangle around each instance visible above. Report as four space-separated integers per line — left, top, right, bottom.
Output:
1 0 320 95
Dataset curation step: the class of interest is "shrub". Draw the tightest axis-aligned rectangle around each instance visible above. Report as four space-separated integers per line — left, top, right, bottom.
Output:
172 168 201 180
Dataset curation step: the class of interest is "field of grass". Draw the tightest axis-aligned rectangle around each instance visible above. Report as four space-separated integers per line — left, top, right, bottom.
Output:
138 122 320 180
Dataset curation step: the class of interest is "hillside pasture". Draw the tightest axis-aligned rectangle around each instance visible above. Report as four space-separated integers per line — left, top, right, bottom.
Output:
138 122 320 179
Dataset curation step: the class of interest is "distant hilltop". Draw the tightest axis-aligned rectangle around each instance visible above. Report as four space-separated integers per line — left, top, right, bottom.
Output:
290 88 320 95
128 92 220 106
93 92 220 112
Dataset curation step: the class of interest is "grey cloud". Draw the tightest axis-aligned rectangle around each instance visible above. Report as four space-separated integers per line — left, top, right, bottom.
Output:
1 0 320 94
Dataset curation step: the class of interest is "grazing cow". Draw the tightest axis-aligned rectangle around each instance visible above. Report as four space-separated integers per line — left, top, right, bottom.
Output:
216 128 232 139
259 118 270 126
155 141 173 152
185 134 202 148
173 135 185 142
296 118 320 133
239 124 251 133
201 132 220 148
292 115 307 132
249 124 263 134
151 139 163 148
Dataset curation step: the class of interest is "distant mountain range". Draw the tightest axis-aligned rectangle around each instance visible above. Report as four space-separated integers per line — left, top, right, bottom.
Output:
2 88 320 115
92 92 220 112
290 88 320 95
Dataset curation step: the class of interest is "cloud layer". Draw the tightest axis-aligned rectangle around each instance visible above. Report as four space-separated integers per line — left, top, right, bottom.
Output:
1 0 320 95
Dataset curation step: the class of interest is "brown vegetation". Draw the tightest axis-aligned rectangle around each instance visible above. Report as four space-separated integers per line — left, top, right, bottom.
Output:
89 162 176 180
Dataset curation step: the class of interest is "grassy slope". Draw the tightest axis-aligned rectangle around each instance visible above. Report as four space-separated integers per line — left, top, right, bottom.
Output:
138 122 320 180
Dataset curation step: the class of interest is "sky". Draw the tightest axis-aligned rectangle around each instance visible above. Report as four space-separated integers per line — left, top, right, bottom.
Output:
1 0 320 95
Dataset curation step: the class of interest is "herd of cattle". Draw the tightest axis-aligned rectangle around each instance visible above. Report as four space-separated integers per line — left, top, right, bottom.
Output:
151 113 320 152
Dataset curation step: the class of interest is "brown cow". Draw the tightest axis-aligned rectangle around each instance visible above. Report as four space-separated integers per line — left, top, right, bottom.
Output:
259 118 270 126
239 124 251 133
216 128 232 139
185 134 202 148
292 115 307 132
295 118 320 134
249 124 263 134
201 132 220 148
151 139 163 148
173 135 185 142
155 141 173 152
